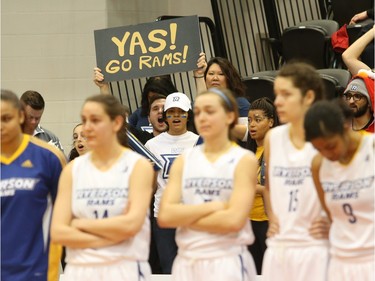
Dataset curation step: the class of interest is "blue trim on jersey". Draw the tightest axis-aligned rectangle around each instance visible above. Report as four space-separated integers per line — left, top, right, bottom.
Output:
239 254 248 281
195 136 204 146
137 261 145 281
127 131 162 171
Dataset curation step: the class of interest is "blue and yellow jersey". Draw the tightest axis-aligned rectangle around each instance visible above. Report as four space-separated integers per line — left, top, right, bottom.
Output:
1 134 66 281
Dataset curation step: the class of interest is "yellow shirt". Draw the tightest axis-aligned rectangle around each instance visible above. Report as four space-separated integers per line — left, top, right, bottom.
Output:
249 146 268 221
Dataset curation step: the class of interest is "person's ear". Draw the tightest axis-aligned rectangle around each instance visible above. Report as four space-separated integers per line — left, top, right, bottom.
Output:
269 118 274 128
19 110 25 125
113 115 124 132
304 90 315 106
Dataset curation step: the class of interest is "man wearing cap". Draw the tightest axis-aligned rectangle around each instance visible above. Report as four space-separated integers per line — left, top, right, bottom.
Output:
342 71 374 133
145 92 199 274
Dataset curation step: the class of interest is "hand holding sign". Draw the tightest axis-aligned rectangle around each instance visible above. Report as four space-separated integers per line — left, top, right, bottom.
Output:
94 16 201 82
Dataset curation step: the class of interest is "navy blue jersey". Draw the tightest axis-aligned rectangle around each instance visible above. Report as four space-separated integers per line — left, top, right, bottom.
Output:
1 135 66 281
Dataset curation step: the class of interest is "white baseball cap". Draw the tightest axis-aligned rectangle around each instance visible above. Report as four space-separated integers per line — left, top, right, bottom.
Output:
164 92 192 112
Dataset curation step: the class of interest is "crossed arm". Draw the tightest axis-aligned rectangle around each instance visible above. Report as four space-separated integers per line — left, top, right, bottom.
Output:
158 153 257 234
50 158 154 249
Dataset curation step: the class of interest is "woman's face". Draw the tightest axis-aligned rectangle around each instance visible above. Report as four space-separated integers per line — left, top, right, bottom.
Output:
73 124 89 155
81 101 120 149
194 93 234 140
165 107 188 136
205 63 228 89
273 76 309 124
1 100 24 146
310 134 347 162
247 109 273 142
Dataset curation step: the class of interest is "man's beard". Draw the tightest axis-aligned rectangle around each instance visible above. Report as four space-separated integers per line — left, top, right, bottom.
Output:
353 101 369 118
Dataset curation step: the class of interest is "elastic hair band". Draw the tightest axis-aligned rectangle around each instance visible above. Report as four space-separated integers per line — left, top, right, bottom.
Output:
208 88 233 110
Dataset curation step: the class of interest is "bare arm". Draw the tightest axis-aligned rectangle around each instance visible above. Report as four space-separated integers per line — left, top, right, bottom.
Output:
349 11 369 25
262 132 279 237
194 52 208 94
50 163 118 249
71 157 154 241
310 154 331 239
188 153 258 233
158 155 227 228
93 67 111 95
232 124 248 141
342 25 374 75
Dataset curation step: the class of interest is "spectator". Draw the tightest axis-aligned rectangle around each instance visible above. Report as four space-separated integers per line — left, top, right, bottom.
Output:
342 25 375 75
349 8 374 25
68 123 89 161
145 92 199 273
20 90 64 153
93 67 177 131
246 97 279 274
194 55 250 121
341 71 374 133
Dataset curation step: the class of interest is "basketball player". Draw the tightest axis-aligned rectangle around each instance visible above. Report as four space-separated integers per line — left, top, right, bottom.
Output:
51 94 154 280
305 100 374 281
1 89 66 281
261 62 330 281
158 88 258 281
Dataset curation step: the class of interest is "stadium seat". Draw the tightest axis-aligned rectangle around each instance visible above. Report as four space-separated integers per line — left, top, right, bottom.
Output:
242 72 277 103
280 20 339 69
317 68 352 98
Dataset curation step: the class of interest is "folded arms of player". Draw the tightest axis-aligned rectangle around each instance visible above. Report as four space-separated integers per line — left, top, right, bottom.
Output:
158 153 257 234
51 158 154 248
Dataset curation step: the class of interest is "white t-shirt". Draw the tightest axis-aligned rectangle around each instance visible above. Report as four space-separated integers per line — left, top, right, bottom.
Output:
145 131 199 217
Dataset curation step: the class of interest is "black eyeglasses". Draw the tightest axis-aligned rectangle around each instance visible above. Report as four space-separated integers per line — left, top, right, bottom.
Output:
342 93 363 102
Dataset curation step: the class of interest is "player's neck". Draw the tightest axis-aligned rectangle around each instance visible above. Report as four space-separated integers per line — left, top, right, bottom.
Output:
1 134 24 158
204 135 232 153
339 131 362 164
288 123 306 149
203 138 232 163
90 142 124 171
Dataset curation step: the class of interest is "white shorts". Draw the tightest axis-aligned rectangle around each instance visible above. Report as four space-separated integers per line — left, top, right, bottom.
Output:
172 250 257 281
262 244 329 281
328 256 375 281
63 259 151 281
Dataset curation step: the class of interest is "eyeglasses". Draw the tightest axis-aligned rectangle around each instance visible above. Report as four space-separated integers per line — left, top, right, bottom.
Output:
342 93 363 102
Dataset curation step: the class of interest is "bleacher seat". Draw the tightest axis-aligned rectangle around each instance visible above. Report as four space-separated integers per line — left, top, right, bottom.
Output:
242 71 277 103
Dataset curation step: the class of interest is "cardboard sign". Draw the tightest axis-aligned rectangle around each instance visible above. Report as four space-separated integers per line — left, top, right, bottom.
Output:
94 16 201 81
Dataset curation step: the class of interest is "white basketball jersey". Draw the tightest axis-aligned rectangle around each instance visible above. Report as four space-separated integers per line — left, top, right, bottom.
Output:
320 134 374 259
145 131 199 217
268 124 327 246
175 144 255 259
66 149 150 264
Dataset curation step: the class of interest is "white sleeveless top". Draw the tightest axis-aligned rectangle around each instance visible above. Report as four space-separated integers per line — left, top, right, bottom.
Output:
66 149 150 264
175 144 254 259
320 134 374 259
267 124 327 247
